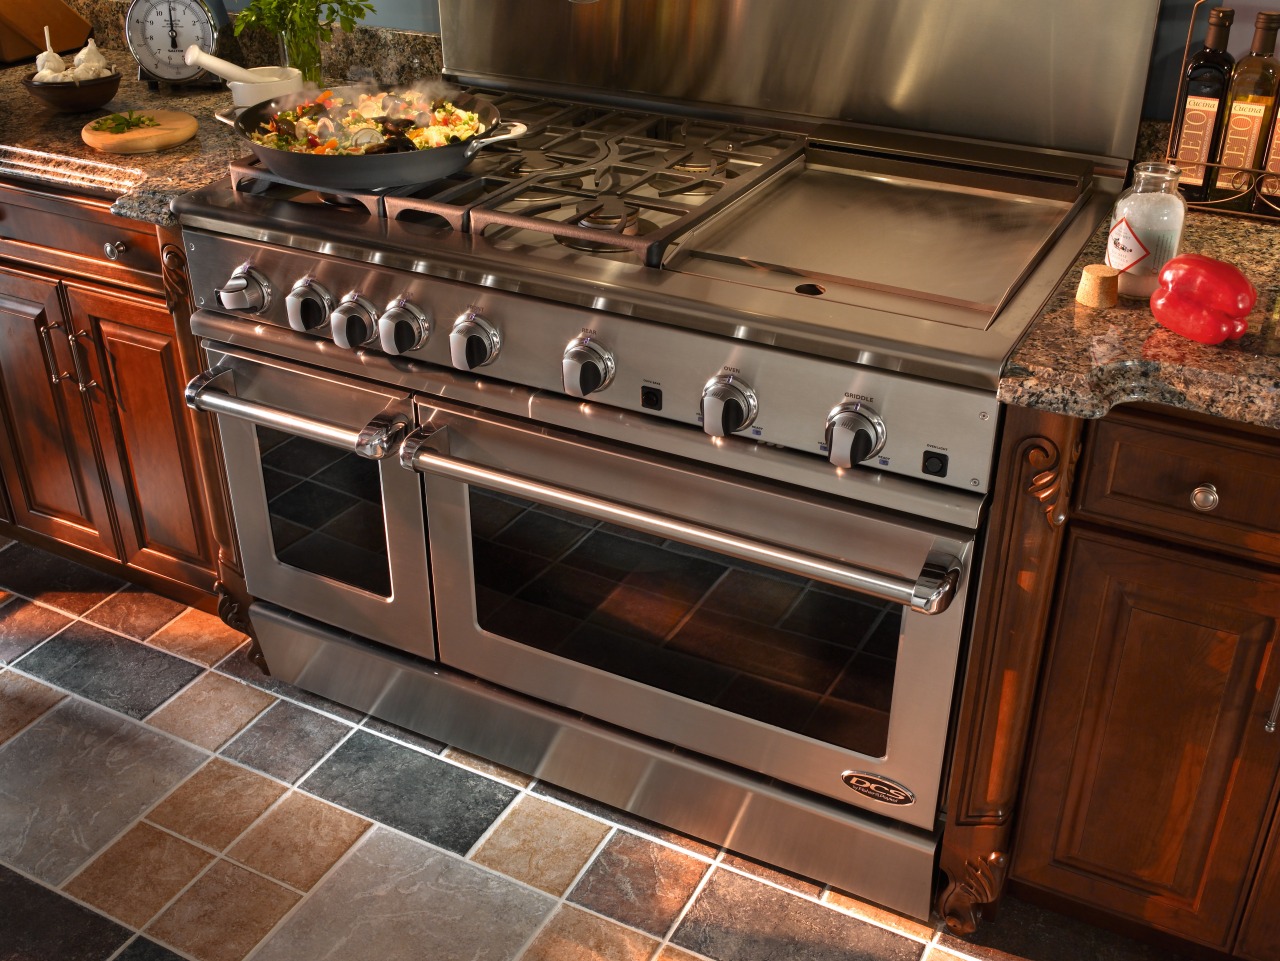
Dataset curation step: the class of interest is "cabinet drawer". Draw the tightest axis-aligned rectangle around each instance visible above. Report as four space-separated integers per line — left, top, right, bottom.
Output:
0 182 161 292
1076 407 1280 563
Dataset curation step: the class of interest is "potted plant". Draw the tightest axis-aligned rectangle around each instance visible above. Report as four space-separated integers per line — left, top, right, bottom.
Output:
233 0 374 84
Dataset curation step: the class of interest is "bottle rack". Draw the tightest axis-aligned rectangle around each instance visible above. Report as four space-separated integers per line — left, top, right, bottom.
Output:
1164 0 1280 219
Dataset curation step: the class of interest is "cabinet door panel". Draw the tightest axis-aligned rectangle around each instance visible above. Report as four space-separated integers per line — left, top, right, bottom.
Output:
63 284 215 589
0 266 117 556
1013 527 1280 948
1237 800 1280 961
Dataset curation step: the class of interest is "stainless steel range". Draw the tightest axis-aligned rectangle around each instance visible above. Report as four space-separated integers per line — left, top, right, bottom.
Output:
175 0 1158 919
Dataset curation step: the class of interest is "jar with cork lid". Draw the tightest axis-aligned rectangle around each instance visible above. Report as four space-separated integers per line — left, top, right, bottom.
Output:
1104 162 1188 299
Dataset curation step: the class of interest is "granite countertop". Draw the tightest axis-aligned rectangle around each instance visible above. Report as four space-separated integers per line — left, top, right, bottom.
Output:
1 45 246 225
999 206 1280 432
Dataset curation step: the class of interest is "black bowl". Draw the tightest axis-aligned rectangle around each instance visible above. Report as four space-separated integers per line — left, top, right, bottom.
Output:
22 70 121 113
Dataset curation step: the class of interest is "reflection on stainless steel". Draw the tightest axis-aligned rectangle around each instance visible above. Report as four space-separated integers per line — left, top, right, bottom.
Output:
441 0 1157 159
177 0 1159 920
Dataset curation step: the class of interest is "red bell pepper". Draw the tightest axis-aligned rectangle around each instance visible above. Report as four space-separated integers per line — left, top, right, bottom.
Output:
1149 253 1257 345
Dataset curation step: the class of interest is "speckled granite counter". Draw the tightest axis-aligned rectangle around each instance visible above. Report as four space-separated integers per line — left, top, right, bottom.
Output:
1000 124 1280 432
0 47 246 226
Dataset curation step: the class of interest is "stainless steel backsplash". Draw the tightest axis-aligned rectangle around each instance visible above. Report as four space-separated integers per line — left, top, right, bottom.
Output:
440 0 1160 160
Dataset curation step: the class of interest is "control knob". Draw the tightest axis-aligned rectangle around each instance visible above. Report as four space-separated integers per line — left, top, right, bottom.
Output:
284 279 334 332
378 299 431 355
330 293 379 349
700 374 758 437
215 266 271 313
562 336 615 397
825 402 887 468
449 309 501 370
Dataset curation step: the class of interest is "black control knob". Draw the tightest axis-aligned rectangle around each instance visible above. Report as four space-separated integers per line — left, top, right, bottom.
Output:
449 309 500 370
377 300 431 355
215 266 271 313
825 402 887 468
562 337 615 397
330 294 379 349
700 375 758 437
284 279 334 332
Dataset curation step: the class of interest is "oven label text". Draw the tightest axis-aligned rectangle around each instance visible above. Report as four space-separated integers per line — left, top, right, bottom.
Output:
841 771 915 806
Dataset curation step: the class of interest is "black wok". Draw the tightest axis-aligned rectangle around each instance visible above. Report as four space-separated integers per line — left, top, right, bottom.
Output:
229 87 527 190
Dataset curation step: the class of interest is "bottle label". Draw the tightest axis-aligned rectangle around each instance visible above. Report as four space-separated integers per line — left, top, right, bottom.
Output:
1105 219 1181 278
1105 218 1150 272
1259 119 1280 198
1215 101 1268 189
1174 95 1221 186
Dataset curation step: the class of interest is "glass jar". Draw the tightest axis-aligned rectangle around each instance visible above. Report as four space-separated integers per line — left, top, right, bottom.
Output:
1104 162 1188 299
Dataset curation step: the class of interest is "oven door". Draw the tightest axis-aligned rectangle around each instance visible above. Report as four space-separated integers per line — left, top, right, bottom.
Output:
186 340 433 659
401 396 973 829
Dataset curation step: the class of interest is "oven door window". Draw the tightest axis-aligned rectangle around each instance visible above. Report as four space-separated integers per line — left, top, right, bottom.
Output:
468 489 899 758
257 426 391 597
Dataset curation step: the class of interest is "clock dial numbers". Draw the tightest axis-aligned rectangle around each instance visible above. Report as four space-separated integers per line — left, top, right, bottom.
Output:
126 0 225 83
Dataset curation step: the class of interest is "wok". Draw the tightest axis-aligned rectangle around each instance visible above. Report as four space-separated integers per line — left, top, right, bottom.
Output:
229 87 527 191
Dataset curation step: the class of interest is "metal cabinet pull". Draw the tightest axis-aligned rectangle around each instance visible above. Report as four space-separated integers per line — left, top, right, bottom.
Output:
37 322 70 384
1266 684 1280 734
1190 483 1219 512
184 366 408 459
400 424 960 615
67 330 98 393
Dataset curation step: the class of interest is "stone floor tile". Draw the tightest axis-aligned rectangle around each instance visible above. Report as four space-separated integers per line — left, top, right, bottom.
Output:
301 730 518 854
114 937 188 961
442 745 535 786
0 863 131 961
219 699 352 783
656 947 709 961
251 826 554 961
228 790 370 891
0 543 125 615
359 713 445 753
0 699 203 885
146 672 275 750
146 757 287 851
533 781 720 857
14 622 202 720
673 868 925 961
0 598 73 665
215 641 365 722
473 794 611 895
823 887 939 942
719 851 825 898
569 831 711 938
520 904 659 961
146 859 300 961
62 822 214 928
0 670 64 743
148 607 248 667
83 587 186 641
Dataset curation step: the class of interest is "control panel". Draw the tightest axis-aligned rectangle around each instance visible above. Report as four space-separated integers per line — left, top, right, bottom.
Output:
189 233 999 493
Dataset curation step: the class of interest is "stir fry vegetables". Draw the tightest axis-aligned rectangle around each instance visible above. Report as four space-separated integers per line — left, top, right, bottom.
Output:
249 89 485 155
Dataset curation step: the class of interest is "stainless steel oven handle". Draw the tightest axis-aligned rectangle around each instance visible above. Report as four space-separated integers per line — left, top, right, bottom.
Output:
184 366 408 459
400 425 959 615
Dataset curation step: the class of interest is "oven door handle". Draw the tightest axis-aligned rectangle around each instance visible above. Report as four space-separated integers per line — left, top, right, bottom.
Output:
184 366 409 459
400 425 959 615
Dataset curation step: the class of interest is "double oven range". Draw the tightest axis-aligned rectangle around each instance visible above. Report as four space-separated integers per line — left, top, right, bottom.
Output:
175 0 1158 918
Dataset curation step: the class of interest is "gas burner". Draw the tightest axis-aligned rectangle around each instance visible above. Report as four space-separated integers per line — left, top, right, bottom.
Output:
555 196 658 253
664 145 728 176
516 150 562 173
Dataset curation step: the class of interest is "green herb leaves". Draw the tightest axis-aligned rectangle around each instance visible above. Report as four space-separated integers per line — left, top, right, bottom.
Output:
90 111 160 134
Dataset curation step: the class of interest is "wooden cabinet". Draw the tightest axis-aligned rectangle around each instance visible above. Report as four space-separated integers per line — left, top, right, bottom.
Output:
0 180 225 607
1010 405 1280 959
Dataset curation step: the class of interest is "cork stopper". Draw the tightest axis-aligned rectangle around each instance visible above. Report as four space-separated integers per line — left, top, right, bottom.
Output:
1076 263 1121 308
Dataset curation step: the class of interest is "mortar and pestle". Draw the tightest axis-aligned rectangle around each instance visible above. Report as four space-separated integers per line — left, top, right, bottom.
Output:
184 45 303 107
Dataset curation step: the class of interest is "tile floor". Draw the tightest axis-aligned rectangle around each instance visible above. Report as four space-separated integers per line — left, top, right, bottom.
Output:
0 538 1192 961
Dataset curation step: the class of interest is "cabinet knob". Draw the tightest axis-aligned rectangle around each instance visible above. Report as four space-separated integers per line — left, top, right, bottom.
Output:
1190 484 1219 512
103 241 127 261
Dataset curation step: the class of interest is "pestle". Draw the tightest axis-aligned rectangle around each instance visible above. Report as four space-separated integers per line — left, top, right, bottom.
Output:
184 44 287 84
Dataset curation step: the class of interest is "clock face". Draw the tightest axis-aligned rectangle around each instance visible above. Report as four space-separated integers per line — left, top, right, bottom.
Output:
125 0 223 83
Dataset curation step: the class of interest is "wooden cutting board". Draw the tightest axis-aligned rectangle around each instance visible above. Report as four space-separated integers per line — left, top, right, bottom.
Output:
81 110 198 154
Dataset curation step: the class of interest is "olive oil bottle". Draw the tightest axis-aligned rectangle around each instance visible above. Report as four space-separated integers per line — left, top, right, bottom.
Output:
1213 11 1280 207
1171 7 1235 201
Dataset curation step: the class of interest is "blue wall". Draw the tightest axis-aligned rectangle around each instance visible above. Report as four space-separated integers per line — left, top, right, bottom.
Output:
224 0 440 33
